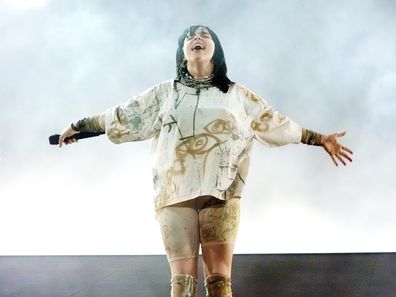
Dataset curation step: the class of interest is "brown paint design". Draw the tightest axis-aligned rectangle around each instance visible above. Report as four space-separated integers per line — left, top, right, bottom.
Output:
200 198 240 244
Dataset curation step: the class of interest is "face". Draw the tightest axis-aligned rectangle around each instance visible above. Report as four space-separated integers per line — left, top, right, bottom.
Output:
183 26 215 64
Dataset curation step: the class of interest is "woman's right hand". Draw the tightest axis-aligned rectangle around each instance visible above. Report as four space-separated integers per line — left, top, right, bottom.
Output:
58 125 80 148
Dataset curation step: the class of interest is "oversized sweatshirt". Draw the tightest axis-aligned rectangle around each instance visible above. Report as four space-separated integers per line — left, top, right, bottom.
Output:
104 80 302 210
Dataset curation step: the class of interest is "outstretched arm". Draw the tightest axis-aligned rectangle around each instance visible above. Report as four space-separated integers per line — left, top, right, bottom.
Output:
58 113 105 148
237 84 354 166
56 80 172 148
301 129 353 166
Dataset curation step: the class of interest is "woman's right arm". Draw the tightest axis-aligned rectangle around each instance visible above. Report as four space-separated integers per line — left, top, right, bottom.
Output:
58 113 105 148
58 79 172 148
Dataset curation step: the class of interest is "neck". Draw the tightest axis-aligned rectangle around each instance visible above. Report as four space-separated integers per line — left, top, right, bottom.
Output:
186 61 214 79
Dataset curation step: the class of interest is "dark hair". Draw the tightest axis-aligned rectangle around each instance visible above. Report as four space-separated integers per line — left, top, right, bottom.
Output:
175 25 234 93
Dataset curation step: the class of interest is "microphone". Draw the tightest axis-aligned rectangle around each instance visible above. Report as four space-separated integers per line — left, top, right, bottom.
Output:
49 131 105 145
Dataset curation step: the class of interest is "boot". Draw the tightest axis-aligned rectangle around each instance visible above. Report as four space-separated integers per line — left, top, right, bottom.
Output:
204 274 232 297
171 274 198 297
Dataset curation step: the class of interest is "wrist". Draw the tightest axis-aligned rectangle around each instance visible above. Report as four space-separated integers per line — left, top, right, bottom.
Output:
320 134 326 145
72 116 104 133
301 128 323 146
71 122 80 132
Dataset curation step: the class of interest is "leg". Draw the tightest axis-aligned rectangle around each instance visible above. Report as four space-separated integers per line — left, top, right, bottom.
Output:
170 272 198 297
169 257 198 277
202 244 234 297
201 243 235 277
199 198 240 296
156 202 200 296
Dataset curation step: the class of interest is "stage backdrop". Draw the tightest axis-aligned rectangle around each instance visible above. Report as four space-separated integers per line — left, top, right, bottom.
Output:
0 0 395 255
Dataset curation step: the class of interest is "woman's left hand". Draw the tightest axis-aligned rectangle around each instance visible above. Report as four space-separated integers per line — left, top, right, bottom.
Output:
321 131 353 166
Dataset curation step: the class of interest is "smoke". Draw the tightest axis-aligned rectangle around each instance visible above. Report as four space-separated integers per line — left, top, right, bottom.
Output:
0 0 395 254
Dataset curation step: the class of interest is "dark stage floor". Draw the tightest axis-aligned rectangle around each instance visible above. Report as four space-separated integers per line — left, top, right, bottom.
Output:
0 253 394 297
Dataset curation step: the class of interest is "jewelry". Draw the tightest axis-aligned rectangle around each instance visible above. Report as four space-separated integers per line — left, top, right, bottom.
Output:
71 122 80 132
180 71 214 90
301 128 322 146
72 116 104 133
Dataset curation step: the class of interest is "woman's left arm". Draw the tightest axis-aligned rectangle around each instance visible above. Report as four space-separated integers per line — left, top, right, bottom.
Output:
238 85 353 166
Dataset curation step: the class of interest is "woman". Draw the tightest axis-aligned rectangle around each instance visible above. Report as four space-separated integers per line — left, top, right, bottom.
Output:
58 25 353 297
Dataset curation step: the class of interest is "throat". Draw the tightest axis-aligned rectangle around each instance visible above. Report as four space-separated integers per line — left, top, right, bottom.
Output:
186 62 213 79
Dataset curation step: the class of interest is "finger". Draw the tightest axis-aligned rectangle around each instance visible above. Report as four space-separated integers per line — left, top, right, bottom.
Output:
337 130 347 137
336 154 346 166
323 145 338 166
342 145 353 155
59 136 64 148
340 151 353 163
330 154 338 167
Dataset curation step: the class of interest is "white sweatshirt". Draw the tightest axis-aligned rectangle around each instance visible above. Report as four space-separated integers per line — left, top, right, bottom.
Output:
105 80 302 210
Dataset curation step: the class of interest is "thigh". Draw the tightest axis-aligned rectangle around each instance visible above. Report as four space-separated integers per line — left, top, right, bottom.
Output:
155 204 200 263
199 197 240 246
199 198 240 277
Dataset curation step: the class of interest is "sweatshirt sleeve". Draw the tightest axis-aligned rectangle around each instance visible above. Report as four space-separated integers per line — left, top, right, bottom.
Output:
104 81 171 144
237 84 302 147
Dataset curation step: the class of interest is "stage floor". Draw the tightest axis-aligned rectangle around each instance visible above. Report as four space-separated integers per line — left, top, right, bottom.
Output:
0 253 394 297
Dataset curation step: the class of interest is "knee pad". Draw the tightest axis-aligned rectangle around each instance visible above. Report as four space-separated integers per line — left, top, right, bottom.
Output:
204 274 232 297
171 274 198 297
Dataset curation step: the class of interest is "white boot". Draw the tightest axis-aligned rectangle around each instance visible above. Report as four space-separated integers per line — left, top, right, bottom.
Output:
171 274 198 297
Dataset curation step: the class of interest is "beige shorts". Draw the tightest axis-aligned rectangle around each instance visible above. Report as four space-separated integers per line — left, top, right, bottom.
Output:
155 196 240 262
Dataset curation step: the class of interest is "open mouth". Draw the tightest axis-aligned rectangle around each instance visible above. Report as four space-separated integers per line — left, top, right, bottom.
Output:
192 43 205 51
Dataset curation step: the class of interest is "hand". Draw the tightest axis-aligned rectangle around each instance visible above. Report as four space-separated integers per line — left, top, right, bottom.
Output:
58 125 80 148
321 131 353 166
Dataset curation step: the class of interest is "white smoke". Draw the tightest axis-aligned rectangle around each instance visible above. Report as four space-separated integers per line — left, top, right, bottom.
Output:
0 0 395 254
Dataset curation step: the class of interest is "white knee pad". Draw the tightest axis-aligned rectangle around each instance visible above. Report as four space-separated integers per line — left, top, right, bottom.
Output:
171 274 198 297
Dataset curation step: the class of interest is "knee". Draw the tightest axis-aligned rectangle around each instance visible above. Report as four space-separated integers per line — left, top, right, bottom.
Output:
204 261 231 278
202 244 234 277
204 273 233 297
170 257 198 278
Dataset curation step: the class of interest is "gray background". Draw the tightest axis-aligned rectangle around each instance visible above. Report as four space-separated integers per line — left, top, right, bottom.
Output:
0 0 395 255
1 254 394 297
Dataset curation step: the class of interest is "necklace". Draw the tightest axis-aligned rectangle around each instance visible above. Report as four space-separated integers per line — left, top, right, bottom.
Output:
180 71 214 90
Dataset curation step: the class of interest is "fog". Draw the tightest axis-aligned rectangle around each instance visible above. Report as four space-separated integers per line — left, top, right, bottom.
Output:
0 0 395 255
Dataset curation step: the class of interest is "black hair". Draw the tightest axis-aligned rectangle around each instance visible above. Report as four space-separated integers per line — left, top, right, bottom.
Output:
175 25 234 93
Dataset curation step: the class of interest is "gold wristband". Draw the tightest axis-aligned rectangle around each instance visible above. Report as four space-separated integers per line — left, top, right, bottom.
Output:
301 128 322 146
73 115 104 133
70 122 80 132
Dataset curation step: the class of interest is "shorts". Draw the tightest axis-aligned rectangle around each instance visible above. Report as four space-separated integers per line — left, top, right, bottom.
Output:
155 196 240 262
